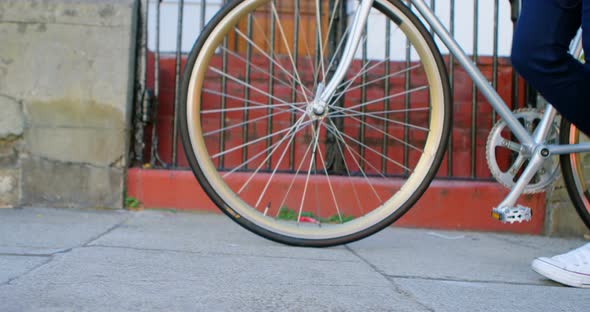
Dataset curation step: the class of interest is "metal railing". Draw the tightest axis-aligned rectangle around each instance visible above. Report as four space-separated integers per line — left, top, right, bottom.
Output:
131 0 533 180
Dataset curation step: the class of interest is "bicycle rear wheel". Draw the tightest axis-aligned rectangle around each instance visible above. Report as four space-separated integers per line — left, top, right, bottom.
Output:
180 0 451 246
559 120 590 230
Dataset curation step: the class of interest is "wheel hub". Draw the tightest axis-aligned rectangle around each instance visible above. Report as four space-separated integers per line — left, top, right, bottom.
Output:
308 83 329 119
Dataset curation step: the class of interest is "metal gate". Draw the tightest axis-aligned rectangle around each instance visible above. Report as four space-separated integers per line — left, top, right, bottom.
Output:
131 0 532 180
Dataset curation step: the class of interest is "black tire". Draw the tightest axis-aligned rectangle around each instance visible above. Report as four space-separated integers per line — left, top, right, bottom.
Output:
180 0 452 247
559 119 590 230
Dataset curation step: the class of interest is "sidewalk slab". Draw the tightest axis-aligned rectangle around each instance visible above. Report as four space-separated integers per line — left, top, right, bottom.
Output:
396 278 589 312
0 246 427 312
348 228 585 285
0 208 129 254
0 208 588 311
89 211 355 261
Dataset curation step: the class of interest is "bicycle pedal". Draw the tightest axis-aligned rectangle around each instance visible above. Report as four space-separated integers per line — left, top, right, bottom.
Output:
491 205 532 224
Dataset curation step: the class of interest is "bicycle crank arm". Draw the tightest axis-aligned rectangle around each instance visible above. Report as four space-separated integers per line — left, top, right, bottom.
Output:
492 146 549 223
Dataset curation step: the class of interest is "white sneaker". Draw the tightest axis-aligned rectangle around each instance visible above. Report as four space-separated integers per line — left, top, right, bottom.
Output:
532 243 590 288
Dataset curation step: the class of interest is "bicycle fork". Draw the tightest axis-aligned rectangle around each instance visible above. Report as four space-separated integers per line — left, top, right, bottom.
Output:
309 0 375 116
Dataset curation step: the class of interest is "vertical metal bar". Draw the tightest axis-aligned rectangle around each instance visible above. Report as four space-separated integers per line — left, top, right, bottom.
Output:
150 0 166 168
470 0 479 179
243 15 253 166
134 0 149 165
429 0 435 33
381 18 391 173
290 0 300 171
359 21 368 170
266 2 276 170
200 0 207 30
447 0 454 177
325 0 347 174
404 0 411 175
491 0 499 122
219 0 229 169
510 0 519 110
172 0 185 167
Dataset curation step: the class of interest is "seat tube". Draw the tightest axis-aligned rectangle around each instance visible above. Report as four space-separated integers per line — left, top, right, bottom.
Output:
318 0 375 104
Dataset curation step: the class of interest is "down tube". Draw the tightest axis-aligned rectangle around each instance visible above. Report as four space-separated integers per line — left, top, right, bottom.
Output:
410 0 533 146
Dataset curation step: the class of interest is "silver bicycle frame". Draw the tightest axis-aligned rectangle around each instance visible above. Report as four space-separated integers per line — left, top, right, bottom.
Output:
321 0 590 155
318 0 590 209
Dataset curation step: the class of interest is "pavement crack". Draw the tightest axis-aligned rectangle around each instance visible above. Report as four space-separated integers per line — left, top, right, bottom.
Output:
1 215 133 287
1 256 54 287
85 244 359 263
0 253 53 257
386 274 552 287
344 245 435 312
82 215 133 247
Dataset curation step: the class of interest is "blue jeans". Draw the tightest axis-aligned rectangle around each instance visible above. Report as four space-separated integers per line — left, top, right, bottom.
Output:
511 0 590 135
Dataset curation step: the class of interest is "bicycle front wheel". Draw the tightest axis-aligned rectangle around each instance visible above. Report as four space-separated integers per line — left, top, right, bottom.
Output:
180 0 451 246
559 120 590 230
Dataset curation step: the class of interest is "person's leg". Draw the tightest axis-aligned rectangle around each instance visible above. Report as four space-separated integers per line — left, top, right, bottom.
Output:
512 0 590 288
511 0 590 136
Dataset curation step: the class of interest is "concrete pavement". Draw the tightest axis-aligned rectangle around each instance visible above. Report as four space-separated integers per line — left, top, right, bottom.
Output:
0 208 588 311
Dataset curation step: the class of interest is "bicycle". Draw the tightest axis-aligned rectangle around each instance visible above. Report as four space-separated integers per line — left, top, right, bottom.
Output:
179 0 590 247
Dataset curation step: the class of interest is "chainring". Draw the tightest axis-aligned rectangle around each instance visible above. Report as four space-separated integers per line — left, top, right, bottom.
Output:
485 108 560 194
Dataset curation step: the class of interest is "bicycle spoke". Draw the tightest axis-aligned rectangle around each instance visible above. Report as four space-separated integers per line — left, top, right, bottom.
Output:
324 119 383 202
314 0 326 84
334 112 424 153
270 2 312 105
203 88 297 113
276 131 316 217
253 114 309 209
329 107 429 117
322 0 343 58
339 64 422 95
201 97 305 114
209 66 294 107
331 131 365 216
237 114 309 194
233 27 313 97
212 118 312 159
311 123 344 222
325 120 403 180
219 46 310 100
334 103 430 132
333 55 383 94
295 15 318 91
346 86 429 111
324 22 354 79
204 108 300 137
326 119 411 172
297 121 322 223
222 134 290 178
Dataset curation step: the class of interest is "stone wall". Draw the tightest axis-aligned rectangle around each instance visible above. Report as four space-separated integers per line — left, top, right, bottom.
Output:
0 0 138 208
546 177 589 237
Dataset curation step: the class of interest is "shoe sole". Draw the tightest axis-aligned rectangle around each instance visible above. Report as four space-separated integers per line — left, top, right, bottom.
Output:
532 258 590 288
